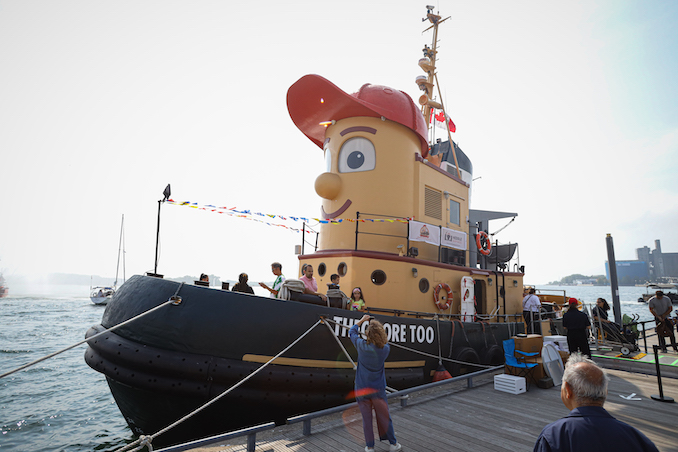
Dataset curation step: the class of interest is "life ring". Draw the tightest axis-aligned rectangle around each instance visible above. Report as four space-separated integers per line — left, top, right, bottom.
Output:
476 231 491 256
434 283 452 310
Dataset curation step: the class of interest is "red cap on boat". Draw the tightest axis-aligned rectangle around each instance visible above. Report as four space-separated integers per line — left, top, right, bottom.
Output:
568 298 578 305
287 74 429 156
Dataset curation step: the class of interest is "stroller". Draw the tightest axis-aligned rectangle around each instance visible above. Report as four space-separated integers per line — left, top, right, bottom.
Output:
589 306 640 356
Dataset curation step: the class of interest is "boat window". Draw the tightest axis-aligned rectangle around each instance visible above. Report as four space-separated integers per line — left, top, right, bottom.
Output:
338 262 347 277
419 278 430 293
317 263 327 276
449 199 460 225
338 137 376 173
371 270 387 285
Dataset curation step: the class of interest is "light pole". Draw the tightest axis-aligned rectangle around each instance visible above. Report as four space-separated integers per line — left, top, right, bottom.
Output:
150 184 171 277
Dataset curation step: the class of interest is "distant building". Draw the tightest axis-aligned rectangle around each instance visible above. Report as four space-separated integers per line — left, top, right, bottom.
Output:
605 260 649 285
606 239 678 284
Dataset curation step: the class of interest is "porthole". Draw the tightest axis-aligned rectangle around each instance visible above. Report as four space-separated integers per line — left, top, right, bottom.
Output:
371 270 387 285
419 278 430 293
337 262 347 277
317 263 327 277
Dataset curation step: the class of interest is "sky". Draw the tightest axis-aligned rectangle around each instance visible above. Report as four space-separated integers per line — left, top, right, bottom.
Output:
1 0 677 286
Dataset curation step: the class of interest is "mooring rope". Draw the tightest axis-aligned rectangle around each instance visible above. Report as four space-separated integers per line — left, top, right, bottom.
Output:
113 319 324 452
0 282 185 380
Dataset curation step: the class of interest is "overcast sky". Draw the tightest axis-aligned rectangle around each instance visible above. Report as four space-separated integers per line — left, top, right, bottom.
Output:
1 0 677 286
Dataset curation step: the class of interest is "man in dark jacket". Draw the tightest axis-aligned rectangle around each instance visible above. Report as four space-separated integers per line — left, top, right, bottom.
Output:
562 298 591 357
534 353 658 452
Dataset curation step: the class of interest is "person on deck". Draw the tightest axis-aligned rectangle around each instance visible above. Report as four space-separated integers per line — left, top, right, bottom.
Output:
522 288 542 334
349 315 402 452
259 262 285 298
648 290 678 353
350 287 366 311
533 353 658 452
299 264 327 302
231 273 254 294
562 298 591 357
328 273 340 290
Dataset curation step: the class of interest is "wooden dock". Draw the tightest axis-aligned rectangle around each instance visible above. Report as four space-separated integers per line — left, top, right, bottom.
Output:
184 365 678 452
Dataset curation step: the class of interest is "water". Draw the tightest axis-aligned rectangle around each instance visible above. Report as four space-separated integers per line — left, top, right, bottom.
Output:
0 285 132 452
0 283 661 451
532 284 658 324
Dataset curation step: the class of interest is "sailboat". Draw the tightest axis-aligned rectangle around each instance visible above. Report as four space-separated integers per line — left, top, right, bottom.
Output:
89 215 126 305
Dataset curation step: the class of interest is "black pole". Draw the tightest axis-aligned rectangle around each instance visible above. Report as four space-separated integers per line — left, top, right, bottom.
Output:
154 199 161 274
651 345 674 403
605 234 622 325
151 184 170 277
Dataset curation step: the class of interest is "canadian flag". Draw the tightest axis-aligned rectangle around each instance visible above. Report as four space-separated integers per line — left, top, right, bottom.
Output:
429 109 456 133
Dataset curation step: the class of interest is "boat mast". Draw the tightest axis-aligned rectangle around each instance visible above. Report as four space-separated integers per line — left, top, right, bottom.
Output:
115 214 125 288
417 7 461 179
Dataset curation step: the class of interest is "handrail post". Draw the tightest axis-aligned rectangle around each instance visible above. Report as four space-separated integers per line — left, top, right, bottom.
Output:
247 433 256 451
400 394 409 407
651 345 674 403
467 376 474 389
642 322 647 353
354 212 360 251
303 419 312 436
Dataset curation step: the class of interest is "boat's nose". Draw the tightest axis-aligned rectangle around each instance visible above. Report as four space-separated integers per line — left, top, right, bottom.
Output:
315 172 342 200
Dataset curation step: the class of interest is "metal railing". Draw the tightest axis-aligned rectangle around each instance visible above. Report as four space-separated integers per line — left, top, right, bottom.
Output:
154 365 502 452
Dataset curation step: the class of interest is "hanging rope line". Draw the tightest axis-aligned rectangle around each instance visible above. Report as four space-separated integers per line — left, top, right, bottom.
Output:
0 283 185 380
113 319 324 452
165 199 412 231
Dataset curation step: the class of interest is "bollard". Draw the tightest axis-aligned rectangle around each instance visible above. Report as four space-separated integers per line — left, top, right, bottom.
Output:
650 345 674 403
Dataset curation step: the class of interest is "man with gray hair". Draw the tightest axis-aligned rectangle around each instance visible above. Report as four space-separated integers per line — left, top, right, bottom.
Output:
533 353 658 452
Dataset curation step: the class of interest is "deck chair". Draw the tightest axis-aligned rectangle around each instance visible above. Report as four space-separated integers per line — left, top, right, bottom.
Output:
503 339 539 390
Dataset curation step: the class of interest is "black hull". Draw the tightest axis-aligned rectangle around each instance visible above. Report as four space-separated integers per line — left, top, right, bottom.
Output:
85 275 520 446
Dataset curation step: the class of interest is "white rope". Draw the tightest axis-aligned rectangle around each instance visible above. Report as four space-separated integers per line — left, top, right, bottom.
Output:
113 319 324 452
0 282 185 380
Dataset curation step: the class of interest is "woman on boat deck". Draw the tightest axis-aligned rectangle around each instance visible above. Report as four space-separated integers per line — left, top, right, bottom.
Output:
349 315 402 452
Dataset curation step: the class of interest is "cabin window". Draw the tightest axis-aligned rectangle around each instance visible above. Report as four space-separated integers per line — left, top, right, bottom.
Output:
419 278 430 293
371 270 387 285
317 263 327 276
449 199 460 225
337 262 347 277
338 137 376 173
424 186 442 220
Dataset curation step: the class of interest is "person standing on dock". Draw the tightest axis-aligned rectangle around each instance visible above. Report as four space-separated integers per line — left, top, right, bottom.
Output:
648 290 678 353
562 299 591 357
349 315 402 452
522 288 542 334
533 353 658 452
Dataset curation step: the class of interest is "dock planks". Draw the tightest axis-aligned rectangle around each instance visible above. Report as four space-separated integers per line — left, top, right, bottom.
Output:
186 367 678 452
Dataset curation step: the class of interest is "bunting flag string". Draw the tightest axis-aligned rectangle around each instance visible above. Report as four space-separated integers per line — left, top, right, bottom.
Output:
165 199 412 232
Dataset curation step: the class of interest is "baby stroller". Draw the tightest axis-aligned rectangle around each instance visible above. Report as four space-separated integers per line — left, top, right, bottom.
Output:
589 306 640 356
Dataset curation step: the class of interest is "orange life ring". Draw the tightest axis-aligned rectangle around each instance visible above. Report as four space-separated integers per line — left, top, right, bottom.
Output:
476 231 491 256
434 283 452 310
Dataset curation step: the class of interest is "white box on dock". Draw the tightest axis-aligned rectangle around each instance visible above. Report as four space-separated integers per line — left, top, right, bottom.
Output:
544 335 569 352
494 374 526 394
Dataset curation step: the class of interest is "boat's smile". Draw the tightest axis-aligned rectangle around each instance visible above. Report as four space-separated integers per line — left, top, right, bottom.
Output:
322 199 352 219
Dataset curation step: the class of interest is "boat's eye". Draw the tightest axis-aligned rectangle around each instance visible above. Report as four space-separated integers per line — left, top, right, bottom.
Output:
338 137 376 173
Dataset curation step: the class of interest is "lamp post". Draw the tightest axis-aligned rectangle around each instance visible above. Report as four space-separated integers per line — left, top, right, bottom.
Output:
150 184 171 277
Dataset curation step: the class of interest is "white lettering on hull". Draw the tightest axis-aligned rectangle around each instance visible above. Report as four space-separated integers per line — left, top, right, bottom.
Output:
333 316 434 344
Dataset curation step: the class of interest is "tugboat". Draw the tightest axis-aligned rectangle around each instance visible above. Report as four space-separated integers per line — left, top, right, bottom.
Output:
85 8 527 447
